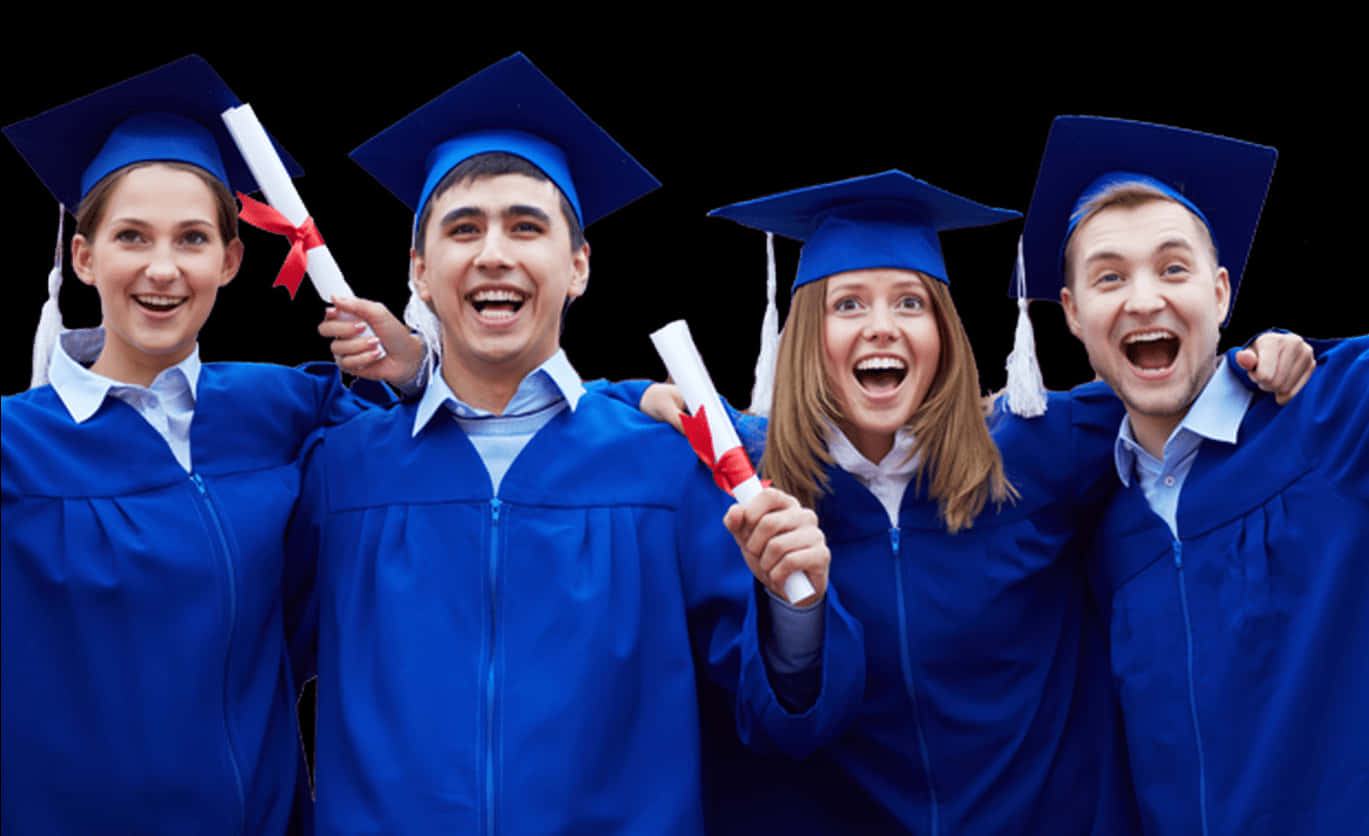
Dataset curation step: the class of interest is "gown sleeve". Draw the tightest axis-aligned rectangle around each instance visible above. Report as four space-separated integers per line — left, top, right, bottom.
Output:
672 447 865 759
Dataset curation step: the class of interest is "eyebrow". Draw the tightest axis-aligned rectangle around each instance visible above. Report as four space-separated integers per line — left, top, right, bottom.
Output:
507 204 552 223
1154 238 1197 256
438 204 554 227
1082 238 1196 267
107 216 216 228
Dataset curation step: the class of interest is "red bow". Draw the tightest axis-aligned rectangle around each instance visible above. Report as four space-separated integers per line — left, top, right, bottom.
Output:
237 192 324 299
679 405 762 496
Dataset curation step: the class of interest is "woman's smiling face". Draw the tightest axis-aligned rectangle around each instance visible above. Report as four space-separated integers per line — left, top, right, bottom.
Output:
822 268 941 462
72 163 241 385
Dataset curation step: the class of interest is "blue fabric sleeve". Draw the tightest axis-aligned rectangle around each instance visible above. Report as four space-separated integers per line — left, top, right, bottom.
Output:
284 430 328 691
762 589 825 712
1297 335 1369 501
583 378 653 410
673 463 864 758
707 395 828 710
294 360 398 428
283 363 395 692
737 582 865 758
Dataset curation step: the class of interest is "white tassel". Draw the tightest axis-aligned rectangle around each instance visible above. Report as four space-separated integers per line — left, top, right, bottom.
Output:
30 205 67 389
1004 235 1047 417
403 260 442 386
747 232 780 417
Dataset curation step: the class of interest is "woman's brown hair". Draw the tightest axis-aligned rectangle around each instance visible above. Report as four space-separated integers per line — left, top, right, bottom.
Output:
762 273 1016 533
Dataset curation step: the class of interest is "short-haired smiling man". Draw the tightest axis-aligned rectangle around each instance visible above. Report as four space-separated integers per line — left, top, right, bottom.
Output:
414 162 588 410
1020 116 1369 835
289 55 864 834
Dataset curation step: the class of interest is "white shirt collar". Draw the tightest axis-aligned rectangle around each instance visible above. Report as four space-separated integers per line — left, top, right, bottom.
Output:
1113 358 1253 486
412 348 585 436
48 328 200 424
826 422 921 526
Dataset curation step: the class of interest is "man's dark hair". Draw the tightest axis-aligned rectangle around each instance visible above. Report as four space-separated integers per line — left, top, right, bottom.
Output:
413 152 586 255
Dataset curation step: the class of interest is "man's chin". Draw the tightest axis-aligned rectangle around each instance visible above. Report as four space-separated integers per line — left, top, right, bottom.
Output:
1115 381 1199 423
1097 371 1185 415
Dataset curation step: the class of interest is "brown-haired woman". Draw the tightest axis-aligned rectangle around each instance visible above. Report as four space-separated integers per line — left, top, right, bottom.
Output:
649 171 1310 834
1 58 419 834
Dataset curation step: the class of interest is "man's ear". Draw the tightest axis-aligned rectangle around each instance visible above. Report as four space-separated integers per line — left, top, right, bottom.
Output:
1061 286 1083 339
411 248 432 303
567 242 590 299
1214 266 1231 322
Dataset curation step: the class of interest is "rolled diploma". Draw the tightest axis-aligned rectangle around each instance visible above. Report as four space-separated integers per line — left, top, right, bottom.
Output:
220 104 378 346
650 320 817 605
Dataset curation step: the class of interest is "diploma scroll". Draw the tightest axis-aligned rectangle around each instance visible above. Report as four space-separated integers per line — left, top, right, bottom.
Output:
220 104 381 352
650 320 818 605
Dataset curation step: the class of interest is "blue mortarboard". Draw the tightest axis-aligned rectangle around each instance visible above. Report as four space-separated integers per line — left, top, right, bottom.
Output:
1015 115 1277 311
3 54 302 210
709 170 1020 293
349 52 659 228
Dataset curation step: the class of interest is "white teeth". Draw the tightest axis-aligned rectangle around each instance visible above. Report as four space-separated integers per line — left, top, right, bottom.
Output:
135 295 185 306
470 289 527 303
1124 330 1175 344
855 357 907 372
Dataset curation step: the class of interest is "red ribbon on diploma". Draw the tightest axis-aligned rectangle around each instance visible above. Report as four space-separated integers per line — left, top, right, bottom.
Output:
236 192 324 299
679 405 762 496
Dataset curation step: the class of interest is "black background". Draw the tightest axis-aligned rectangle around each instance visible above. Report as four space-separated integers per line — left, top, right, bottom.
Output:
1 30 1358 401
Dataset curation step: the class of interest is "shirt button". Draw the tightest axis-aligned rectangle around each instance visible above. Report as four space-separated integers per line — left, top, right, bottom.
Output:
1163 475 1176 487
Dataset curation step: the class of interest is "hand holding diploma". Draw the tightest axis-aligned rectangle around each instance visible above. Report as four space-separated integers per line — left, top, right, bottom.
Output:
723 488 829 607
650 320 822 606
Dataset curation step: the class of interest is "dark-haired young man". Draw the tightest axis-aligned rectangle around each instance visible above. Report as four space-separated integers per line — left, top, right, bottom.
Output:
289 54 864 834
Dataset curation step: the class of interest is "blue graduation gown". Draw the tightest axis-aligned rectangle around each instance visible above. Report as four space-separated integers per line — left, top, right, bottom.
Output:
1089 335 1369 835
700 381 1138 835
1 362 383 836
289 385 866 834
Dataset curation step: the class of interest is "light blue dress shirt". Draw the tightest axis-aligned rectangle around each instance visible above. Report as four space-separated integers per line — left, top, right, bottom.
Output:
412 349 583 494
1113 360 1255 538
48 328 199 473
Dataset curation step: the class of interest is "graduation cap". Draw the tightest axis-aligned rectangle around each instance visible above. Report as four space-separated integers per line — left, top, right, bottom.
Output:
711 169 1020 292
708 170 1020 414
1014 115 1277 309
4 54 301 209
3 54 304 388
1002 115 1279 418
349 52 659 228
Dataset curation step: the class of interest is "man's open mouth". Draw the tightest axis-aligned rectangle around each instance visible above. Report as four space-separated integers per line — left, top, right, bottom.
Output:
469 288 527 320
1123 330 1179 371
